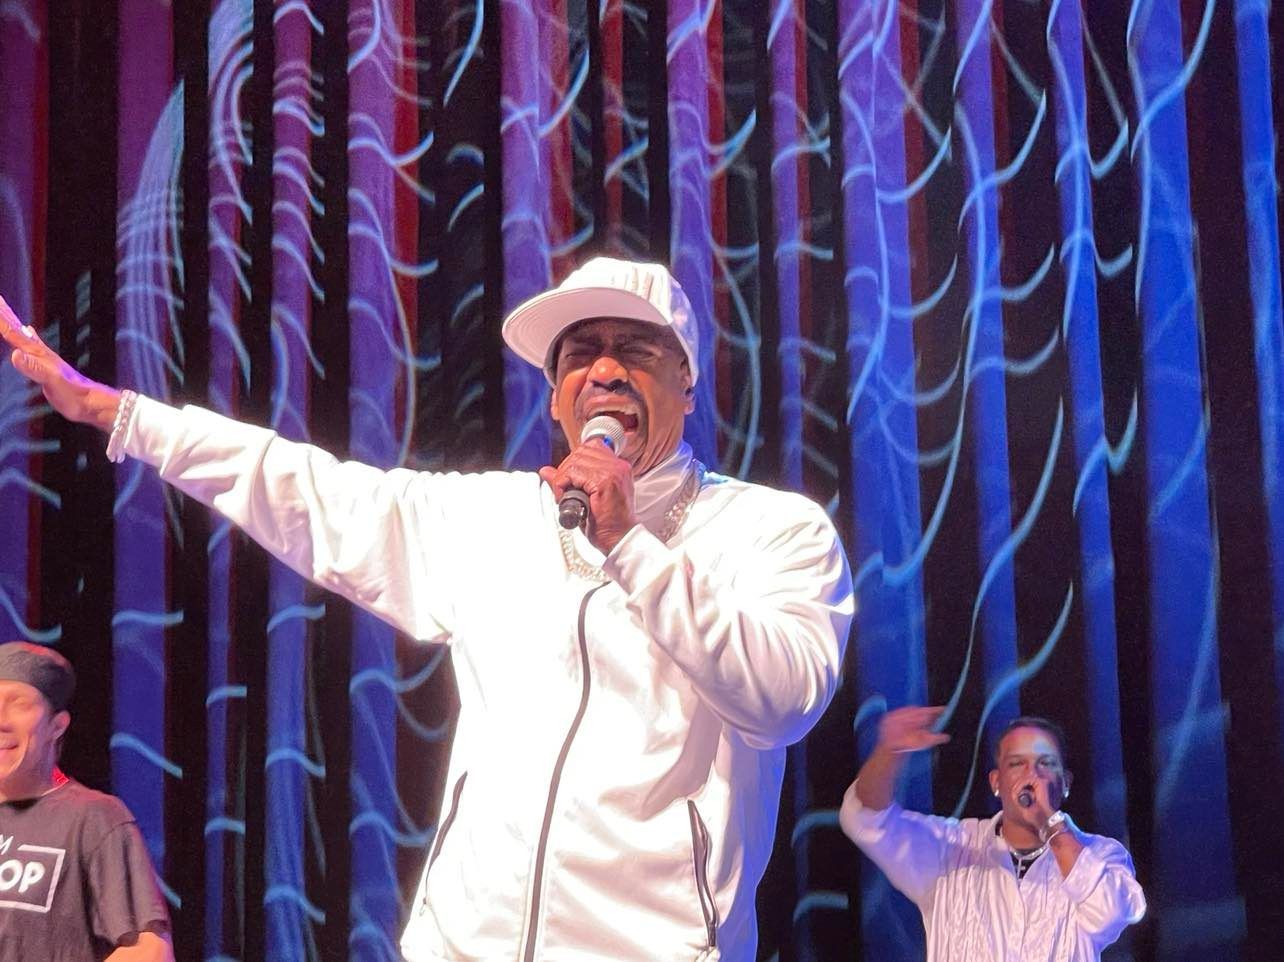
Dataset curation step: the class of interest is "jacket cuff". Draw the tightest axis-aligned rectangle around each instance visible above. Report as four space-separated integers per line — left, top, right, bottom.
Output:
838 780 898 842
601 523 674 593
1060 836 1106 903
123 394 183 466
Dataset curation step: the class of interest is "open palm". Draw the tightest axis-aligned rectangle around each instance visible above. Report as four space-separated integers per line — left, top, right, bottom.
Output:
877 705 952 755
1 294 119 429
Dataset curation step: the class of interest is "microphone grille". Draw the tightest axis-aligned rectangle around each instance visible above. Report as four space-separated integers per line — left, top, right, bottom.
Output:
581 415 626 452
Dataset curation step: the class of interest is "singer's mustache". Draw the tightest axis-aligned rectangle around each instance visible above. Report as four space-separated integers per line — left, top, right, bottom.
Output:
576 384 645 416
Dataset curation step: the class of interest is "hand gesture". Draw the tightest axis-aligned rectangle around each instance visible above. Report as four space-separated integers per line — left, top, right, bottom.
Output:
1 294 119 429
538 440 636 554
1019 770 1070 828
875 705 951 756
847 705 951 812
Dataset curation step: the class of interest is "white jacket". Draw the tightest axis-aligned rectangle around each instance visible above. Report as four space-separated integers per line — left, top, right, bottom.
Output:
121 397 854 961
839 785 1146 961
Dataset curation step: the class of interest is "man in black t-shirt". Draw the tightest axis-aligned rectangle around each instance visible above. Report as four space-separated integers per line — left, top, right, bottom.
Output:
0 642 172 961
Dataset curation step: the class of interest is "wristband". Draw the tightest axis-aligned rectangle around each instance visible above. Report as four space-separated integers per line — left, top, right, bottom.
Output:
1039 810 1066 843
105 389 139 463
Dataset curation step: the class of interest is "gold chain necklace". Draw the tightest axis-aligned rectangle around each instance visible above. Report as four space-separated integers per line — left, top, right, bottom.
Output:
558 463 705 582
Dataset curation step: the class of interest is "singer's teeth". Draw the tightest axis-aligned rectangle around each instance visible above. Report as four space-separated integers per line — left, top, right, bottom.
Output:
601 411 639 430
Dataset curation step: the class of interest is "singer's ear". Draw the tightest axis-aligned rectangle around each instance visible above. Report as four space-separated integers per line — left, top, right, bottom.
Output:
987 769 1000 799
1061 770 1073 801
681 364 695 414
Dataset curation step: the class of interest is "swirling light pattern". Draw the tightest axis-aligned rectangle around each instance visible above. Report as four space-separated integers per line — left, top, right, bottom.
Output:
0 1 1278 959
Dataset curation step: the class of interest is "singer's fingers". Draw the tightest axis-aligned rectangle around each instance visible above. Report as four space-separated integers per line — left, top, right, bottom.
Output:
563 443 624 470
887 705 946 720
891 732 949 754
555 448 632 492
9 347 47 384
0 292 21 329
0 311 31 350
892 736 950 755
883 706 949 737
538 466 566 499
1033 778 1056 807
911 731 951 749
0 300 33 340
0 315 48 363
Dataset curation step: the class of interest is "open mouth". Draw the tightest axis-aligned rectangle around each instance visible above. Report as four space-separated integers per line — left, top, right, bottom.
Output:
594 410 640 432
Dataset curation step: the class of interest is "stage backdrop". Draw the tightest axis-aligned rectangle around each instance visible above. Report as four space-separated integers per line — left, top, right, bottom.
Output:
1 0 1281 959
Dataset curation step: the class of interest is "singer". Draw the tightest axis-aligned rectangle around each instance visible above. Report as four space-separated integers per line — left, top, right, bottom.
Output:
839 708 1145 961
2 258 853 962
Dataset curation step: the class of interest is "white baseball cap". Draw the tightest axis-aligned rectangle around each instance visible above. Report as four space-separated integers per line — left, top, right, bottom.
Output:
501 256 700 385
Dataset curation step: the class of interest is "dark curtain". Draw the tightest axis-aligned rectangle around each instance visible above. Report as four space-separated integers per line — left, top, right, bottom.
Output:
1 0 1281 959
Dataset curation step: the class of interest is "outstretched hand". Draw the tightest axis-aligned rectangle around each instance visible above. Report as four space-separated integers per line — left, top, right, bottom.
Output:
1 294 120 430
875 705 952 756
846 705 951 813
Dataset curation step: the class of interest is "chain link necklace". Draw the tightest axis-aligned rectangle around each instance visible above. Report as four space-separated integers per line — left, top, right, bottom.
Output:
558 463 705 582
1010 843 1046 880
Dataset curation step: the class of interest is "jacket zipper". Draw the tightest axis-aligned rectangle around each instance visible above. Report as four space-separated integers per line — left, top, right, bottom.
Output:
427 771 467 871
419 771 468 912
520 584 605 962
687 800 719 950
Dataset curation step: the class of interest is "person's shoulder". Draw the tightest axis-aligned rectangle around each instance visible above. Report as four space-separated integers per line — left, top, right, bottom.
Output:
933 813 993 838
1076 825 1134 859
890 808 995 852
49 780 138 832
699 472 837 528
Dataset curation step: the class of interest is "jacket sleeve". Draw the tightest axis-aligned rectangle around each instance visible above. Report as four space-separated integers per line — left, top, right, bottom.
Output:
121 395 470 643
838 782 951 907
1061 836 1147 948
601 492 853 749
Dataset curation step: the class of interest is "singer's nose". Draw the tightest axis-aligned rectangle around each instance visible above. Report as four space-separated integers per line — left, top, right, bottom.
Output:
589 354 629 390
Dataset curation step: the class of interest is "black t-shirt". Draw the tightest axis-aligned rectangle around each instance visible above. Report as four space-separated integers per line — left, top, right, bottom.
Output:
0 779 169 961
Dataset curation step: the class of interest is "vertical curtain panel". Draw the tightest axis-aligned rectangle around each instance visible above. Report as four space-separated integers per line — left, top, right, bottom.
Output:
0 0 1280 959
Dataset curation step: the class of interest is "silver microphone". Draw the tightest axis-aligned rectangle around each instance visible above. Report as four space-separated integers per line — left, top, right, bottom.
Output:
1017 785 1035 808
558 415 627 530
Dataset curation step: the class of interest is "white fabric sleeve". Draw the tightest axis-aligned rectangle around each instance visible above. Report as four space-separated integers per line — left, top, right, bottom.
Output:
838 781 951 906
1060 836 1147 947
121 395 466 644
601 497 852 749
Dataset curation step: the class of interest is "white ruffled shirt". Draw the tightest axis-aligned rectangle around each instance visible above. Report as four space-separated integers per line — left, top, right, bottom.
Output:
840 783 1146 961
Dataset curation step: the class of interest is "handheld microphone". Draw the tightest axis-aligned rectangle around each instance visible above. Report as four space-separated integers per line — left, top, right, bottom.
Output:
558 415 627 530
1017 785 1035 809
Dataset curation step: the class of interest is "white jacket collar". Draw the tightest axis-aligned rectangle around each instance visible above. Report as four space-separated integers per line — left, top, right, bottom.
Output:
633 442 695 537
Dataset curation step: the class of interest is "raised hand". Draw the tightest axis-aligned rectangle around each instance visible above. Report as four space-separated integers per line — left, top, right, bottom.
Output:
847 705 951 812
1 294 120 430
875 705 952 755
